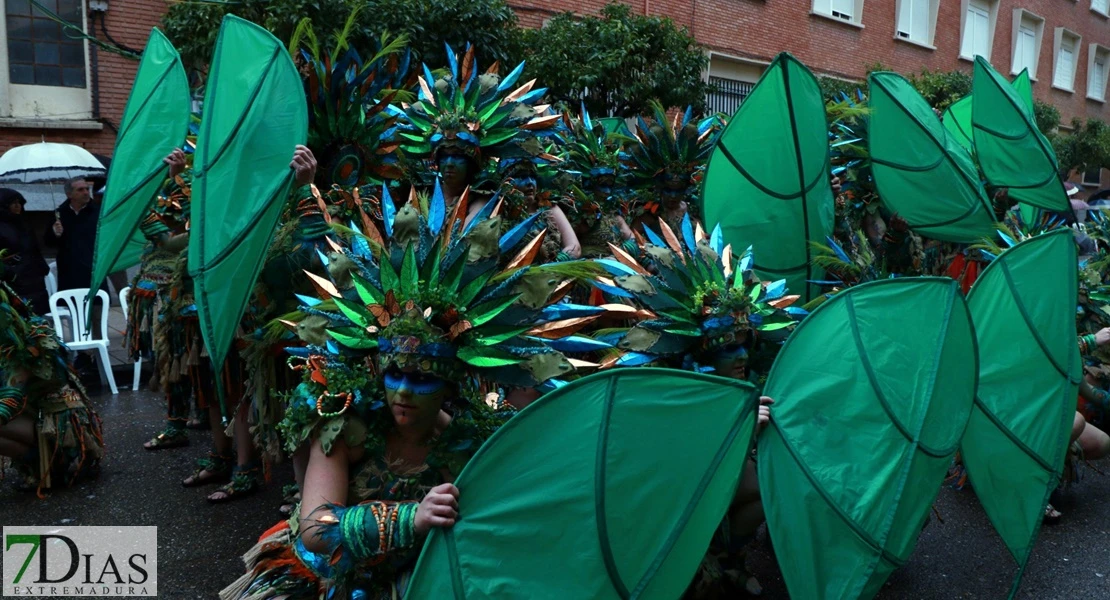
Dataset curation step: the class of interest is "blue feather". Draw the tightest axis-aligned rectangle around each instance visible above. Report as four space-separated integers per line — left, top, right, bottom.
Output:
710 225 724 254
498 211 543 253
381 183 396 238
315 249 330 267
514 88 547 105
591 280 634 298
444 42 458 80
997 230 1018 248
530 335 612 352
539 303 605 321
764 279 787 300
594 258 637 277
326 340 339 355
462 194 498 237
615 352 656 367
498 61 526 92
421 63 436 97
581 102 593 131
284 347 312 358
827 237 852 263
429 179 446 235
681 214 696 253
643 226 667 248
296 294 323 308
738 247 753 272
785 307 808 317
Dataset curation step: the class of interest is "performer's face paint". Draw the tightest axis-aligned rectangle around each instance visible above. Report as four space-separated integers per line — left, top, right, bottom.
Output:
659 174 687 209
384 366 448 429
508 172 537 207
708 337 749 381
437 149 472 193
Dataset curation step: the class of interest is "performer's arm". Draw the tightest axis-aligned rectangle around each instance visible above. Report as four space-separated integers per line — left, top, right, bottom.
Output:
549 205 581 260
0 371 29 426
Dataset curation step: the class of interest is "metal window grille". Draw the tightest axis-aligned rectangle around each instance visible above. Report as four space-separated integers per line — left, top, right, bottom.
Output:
706 76 754 116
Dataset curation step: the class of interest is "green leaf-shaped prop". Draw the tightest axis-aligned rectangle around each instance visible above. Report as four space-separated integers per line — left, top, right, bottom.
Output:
961 229 1080 599
759 277 978 599
942 68 1033 153
405 368 758 599
868 72 995 242
700 52 835 303
188 15 308 395
89 29 190 299
972 57 1068 212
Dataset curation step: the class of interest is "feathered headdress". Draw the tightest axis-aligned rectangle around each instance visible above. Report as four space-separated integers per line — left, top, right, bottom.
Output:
625 102 721 215
0 265 69 387
291 10 413 187
591 214 802 369
559 104 631 226
397 44 560 170
293 182 608 394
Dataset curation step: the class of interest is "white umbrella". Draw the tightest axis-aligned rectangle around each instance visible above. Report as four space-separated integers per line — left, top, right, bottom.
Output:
0 141 106 209
0 141 105 184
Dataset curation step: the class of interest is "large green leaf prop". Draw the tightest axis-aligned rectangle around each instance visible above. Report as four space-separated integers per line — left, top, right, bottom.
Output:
972 57 1068 212
89 29 189 298
187 15 307 384
943 69 1033 153
701 52 834 303
758 277 978 599
405 368 758 599
961 229 1079 598
868 72 995 243
942 95 973 152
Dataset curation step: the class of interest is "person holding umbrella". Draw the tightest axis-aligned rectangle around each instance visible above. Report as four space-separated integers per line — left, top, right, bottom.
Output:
43 176 99 293
0 189 49 314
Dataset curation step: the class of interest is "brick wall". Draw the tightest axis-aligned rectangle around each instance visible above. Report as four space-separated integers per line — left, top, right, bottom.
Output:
508 0 1110 125
0 1 168 156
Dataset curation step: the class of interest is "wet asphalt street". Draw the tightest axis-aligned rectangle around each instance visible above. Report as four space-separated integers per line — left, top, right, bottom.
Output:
3 388 1109 599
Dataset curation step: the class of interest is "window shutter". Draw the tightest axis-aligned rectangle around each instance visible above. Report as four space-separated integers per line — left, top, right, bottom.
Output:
973 8 990 58
1056 45 1075 89
912 0 930 42
1093 58 1106 100
832 0 853 19
897 0 913 37
1019 26 1036 74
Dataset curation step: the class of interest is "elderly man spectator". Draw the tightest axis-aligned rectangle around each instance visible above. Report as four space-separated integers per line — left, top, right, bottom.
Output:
43 176 99 291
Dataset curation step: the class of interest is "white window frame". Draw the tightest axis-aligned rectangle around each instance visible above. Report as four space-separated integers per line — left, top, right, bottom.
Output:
894 0 939 49
1010 9 1044 79
959 0 999 62
1083 169 1103 187
1052 28 1082 93
0 0 94 123
1087 44 1110 102
1093 0 1110 17
811 0 866 28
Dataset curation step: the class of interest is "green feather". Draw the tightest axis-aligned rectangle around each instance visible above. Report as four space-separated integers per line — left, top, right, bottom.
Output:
457 271 492 307
352 273 383 306
334 298 374 329
469 294 521 327
473 326 532 345
379 252 400 296
457 346 522 367
327 327 379 349
400 243 418 299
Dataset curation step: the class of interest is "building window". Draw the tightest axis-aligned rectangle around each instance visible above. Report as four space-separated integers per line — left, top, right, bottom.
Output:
960 0 995 61
1094 0 1110 17
812 0 864 25
1088 45 1110 101
706 76 755 116
895 0 936 46
1053 28 1082 92
5 0 86 88
1083 169 1102 187
1010 10 1044 79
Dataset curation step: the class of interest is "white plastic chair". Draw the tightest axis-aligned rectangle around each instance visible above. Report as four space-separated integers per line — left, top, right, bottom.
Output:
43 271 70 323
49 288 118 395
118 287 142 391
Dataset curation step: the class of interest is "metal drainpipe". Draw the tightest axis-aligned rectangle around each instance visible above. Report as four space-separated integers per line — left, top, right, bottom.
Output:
89 15 100 119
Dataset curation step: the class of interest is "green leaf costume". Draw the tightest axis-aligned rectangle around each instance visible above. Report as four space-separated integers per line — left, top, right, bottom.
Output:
960 229 1080 598
700 52 835 303
405 368 758 599
89 29 190 298
759 277 978 599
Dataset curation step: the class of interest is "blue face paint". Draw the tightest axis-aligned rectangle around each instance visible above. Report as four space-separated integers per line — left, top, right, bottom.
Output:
383 369 446 395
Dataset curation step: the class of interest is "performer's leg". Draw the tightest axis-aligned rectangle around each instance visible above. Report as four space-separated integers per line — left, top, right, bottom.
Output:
0 414 36 447
1078 420 1110 460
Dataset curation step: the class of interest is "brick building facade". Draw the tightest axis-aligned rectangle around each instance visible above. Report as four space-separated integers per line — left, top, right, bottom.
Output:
510 0 1110 126
0 0 167 158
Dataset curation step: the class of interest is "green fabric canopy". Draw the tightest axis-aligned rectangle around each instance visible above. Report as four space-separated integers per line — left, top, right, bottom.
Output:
960 229 1079 598
597 116 633 137
758 277 978 599
868 72 995 243
187 15 307 386
405 368 758 599
89 28 189 298
700 52 835 303
1012 69 1034 112
972 57 1068 212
